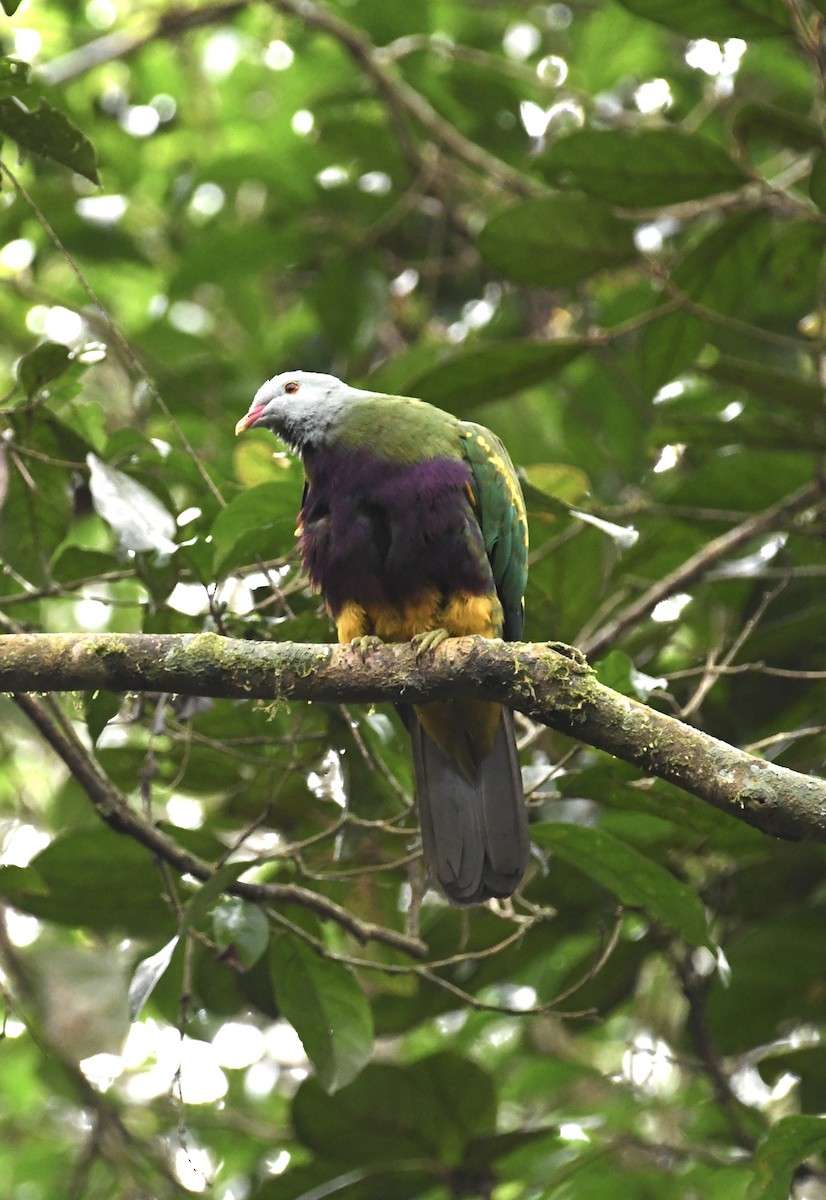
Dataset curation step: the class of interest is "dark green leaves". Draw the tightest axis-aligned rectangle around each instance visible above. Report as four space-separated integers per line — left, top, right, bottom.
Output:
614 0 791 38
0 81 99 182
22 829 176 938
210 479 299 576
270 934 374 1094
640 212 769 390
541 130 747 207
748 1116 826 1200
478 196 636 287
16 342 73 400
811 150 826 212
533 823 712 947
292 1052 496 1162
410 341 587 410
6 0 826 1194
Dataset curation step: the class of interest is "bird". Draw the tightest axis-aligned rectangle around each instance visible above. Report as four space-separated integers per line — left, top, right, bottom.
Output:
235 370 529 904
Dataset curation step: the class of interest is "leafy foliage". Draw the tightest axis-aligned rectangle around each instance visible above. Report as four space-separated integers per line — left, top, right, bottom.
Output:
1 1 826 1198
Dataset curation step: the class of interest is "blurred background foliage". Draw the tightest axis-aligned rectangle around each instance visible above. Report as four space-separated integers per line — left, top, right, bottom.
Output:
2 0 826 1196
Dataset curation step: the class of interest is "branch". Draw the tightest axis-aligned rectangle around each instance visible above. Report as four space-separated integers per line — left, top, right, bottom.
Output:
40 2 248 85
267 0 542 197
582 480 823 658
11 691 428 960
5 632 826 843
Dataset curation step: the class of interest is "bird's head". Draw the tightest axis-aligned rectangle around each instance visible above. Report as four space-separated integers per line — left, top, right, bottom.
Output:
235 370 367 451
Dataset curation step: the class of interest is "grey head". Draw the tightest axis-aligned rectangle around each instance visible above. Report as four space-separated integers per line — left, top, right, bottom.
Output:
235 370 372 451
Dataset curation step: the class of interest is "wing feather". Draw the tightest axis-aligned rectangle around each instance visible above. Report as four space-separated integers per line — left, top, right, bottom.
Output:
459 422 528 640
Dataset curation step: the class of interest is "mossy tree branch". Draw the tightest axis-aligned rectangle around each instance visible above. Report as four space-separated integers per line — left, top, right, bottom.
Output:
5 631 826 843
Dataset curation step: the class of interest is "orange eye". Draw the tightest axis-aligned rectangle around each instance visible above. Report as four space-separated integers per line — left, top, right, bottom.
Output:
284 380 300 394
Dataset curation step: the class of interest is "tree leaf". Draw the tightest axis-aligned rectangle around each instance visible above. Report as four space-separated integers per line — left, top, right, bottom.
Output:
269 933 374 1094
252 1162 434 1200
0 864 49 904
408 341 587 411
733 102 823 153
478 196 637 287
212 897 269 969
24 828 176 937
614 0 791 38
127 861 258 1017
699 354 824 413
83 690 122 746
810 150 826 213
128 934 180 1020
532 822 712 946
640 212 768 390
210 479 299 576
292 1052 496 1163
541 130 747 206
87 453 178 559
0 95 99 182
748 1116 826 1200
16 342 73 400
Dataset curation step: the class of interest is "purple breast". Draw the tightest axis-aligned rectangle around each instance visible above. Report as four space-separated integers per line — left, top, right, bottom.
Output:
299 447 492 614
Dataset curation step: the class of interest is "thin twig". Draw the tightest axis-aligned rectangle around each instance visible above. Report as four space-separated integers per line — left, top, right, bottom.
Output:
582 481 822 658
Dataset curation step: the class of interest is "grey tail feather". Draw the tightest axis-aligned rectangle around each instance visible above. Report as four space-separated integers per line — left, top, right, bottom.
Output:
410 709 529 905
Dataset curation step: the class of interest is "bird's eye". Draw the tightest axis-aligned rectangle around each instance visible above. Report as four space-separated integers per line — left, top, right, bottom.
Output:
284 380 300 394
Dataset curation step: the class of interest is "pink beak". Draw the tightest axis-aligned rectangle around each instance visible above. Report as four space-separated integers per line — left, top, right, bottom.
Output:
234 404 265 435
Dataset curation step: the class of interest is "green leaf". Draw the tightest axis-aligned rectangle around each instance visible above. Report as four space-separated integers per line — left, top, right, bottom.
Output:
87 453 178 558
127 861 257 1017
252 1162 433 1200
532 822 712 946
310 259 387 354
25 828 176 937
128 934 180 1020
748 1116 826 1200
210 478 299 575
0 57 30 97
699 354 824 413
16 342 73 400
810 150 826 213
0 864 49 904
183 860 257 925
733 102 823 153
614 0 791 38
541 130 747 206
594 649 637 695
478 196 636 287
640 212 768 390
270 934 374 1093
0 0 24 15
408 341 587 412
292 1052 496 1163
83 690 122 746
0 96 99 182
212 897 269 969
522 463 591 510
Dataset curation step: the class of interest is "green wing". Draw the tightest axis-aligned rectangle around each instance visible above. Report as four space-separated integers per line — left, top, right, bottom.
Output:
459 421 528 641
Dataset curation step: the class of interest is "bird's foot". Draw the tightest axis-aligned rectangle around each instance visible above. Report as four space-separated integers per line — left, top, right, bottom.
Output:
349 634 384 662
412 628 450 658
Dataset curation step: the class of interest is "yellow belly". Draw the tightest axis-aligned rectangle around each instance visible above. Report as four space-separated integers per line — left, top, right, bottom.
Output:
334 589 503 643
335 589 504 781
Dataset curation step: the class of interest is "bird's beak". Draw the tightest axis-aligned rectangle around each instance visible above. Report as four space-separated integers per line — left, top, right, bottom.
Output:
235 404 266 436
